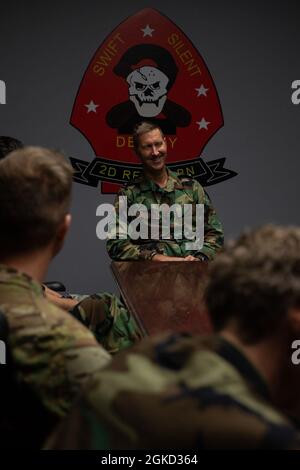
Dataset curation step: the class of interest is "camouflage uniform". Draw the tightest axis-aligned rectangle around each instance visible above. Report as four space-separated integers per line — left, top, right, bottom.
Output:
70 293 142 354
0 265 110 421
46 334 300 450
107 170 224 261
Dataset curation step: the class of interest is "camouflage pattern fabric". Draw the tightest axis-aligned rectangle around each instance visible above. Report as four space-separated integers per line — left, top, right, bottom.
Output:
0 265 111 419
46 334 300 450
107 170 224 261
70 293 143 355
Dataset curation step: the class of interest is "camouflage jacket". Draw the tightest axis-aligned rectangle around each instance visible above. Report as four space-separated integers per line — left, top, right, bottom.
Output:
0 265 110 420
70 293 142 355
46 334 300 450
107 170 224 261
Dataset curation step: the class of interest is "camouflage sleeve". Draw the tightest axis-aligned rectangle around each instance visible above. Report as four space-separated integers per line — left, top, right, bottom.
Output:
45 334 300 450
185 182 224 260
70 292 142 355
106 188 157 261
9 298 111 418
45 386 300 450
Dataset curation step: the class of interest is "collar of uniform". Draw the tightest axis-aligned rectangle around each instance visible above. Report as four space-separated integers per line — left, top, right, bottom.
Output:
0 264 44 296
139 168 184 193
217 336 270 402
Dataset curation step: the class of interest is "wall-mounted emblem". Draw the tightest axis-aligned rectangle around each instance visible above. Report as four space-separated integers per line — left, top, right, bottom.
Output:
70 8 237 193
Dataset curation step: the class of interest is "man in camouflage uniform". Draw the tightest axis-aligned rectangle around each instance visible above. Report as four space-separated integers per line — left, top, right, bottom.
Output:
107 121 223 261
0 136 142 357
0 146 111 447
47 225 300 449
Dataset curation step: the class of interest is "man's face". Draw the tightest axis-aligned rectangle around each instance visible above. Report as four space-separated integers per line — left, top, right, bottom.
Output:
136 128 167 173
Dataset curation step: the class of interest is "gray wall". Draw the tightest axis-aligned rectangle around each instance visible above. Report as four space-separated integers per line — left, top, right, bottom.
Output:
1 0 299 293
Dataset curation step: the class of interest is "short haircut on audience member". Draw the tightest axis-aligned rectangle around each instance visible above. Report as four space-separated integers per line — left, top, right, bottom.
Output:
205 225 300 344
0 136 23 159
0 146 73 255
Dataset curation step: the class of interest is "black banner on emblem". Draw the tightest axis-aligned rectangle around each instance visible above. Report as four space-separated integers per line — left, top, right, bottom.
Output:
69 156 237 188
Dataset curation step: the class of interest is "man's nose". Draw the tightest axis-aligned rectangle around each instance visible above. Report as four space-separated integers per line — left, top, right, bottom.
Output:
151 145 159 156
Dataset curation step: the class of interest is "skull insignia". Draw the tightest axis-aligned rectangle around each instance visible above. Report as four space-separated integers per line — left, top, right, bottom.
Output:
126 66 169 117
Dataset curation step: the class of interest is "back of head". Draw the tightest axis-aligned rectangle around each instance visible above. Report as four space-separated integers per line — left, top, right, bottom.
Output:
205 225 300 343
0 136 23 159
0 146 73 256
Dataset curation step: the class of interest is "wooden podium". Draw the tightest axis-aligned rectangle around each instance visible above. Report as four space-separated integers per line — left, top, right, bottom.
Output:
111 261 212 337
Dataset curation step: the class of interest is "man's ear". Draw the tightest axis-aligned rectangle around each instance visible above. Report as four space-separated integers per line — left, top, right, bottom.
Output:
52 213 72 257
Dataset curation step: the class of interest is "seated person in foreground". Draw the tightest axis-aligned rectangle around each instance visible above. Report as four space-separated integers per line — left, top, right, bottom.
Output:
0 146 111 447
0 136 141 355
47 225 300 449
107 121 224 262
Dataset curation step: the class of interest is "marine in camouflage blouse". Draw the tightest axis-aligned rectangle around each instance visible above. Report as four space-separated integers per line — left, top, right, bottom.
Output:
107 170 224 261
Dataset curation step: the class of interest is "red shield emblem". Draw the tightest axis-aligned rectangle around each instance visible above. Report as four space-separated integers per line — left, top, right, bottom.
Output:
71 8 231 193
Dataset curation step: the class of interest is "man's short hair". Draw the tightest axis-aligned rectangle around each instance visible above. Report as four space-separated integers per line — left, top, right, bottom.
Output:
132 121 164 151
0 136 23 159
205 225 300 343
0 146 73 255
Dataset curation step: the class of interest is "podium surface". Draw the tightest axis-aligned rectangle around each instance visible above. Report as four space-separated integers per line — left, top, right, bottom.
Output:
111 261 212 337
